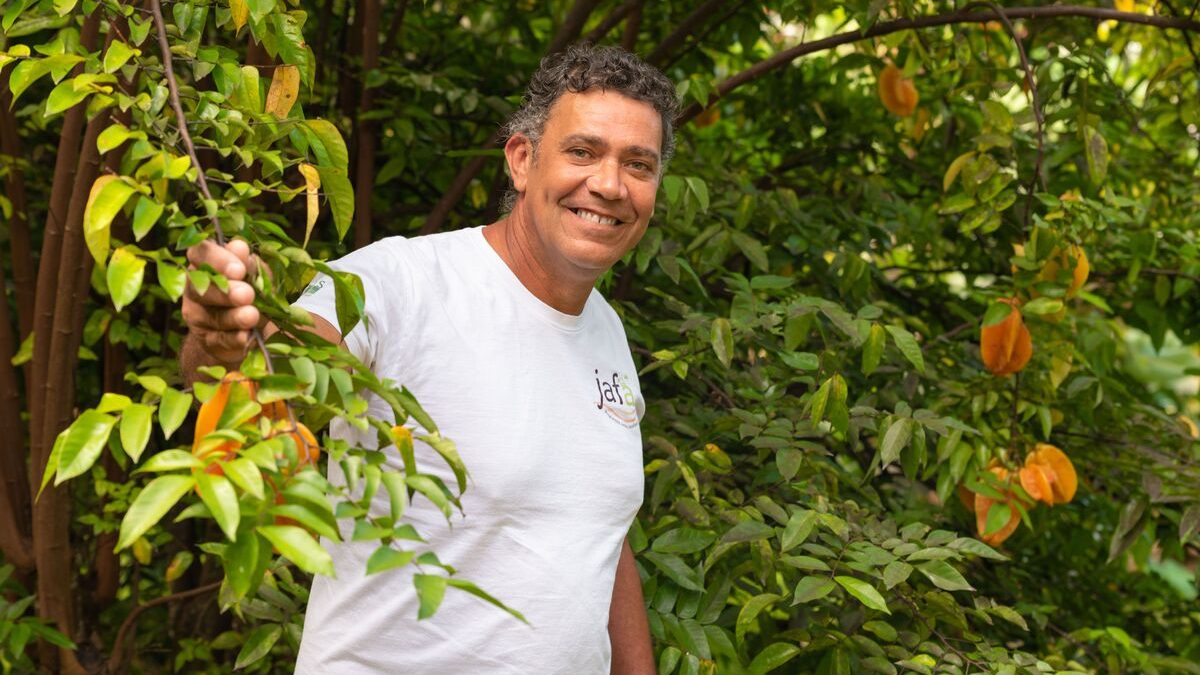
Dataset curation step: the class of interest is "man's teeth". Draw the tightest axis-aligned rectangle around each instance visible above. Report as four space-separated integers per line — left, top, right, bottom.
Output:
574 208 618 225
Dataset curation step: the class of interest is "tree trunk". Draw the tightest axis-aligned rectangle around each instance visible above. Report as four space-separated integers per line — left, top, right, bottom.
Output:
0 269 32 572
0 66 34 342
353 0 381 248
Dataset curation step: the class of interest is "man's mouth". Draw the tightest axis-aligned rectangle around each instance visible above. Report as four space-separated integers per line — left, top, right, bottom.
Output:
570 207 620 226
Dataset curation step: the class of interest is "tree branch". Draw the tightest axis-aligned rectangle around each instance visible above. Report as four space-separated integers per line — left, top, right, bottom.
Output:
106 580 222 673
581 0 641 45
546 0 605 56
678 6 1200 124
646 0 729 66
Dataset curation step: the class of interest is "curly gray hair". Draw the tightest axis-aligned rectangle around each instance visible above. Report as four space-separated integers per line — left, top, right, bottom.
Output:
500 44 679 210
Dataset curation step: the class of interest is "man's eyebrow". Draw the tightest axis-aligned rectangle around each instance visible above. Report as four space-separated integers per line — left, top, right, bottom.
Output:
559 134 660 163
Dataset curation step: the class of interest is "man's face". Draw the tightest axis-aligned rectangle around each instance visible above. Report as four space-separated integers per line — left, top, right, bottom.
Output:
506 89 663 281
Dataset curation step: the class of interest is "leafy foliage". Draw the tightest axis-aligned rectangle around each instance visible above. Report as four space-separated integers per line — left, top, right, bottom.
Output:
1 0 1198 673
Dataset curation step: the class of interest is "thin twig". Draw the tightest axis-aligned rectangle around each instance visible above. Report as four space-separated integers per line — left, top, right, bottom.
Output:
106 580 221 672
974 1 1046 224
677 5 1200 123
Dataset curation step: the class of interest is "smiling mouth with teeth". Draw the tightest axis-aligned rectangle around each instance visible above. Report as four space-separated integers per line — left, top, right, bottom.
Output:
571 208 620 226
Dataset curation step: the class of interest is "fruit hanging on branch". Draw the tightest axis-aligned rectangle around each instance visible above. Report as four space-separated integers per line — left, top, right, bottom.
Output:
1021 443 1078 505
980 298 1033 377
878 64 919 117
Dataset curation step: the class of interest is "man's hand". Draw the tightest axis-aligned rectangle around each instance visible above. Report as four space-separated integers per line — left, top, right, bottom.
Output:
182 239 264 365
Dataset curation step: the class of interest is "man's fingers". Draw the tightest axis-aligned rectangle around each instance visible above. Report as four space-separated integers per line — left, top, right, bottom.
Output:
183 302 261 332
187 238 254 281
183 278 256 308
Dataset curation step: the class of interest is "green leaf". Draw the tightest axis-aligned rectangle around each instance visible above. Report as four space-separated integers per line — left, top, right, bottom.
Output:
780 509 817 552
791 576 836 605
418 432 468 494
119 403 154 463
157 388 192 440
881 416 913 468
748 643 801 675
1084 126 1108 184
652 528 716 555
982 301 1014 327
413 573 448 619
862 324 886 375
710 317 733 368
234 625 281 670
642 551 704 591
721 519 774 543
116 474 195 550
96 392 132 413
304 119 350 170
1023 297 1064 316
131 197 164 241
884 325 924 373
882 560 913 589
685 176 709 211
156 259 186 301
83 176 137 264
257 525 335 576
44 78 89 116
983 502 1013 536
917 560 974 591
835 576 890 614
736 593 781 645
54 409 116 483
366 546 416 575
97 124 132 154
809 377 832 424
134 450 201 473
7 53 83 105
446 578 528 623
106 246 146 311
103 40 136 73
222 458 264 500
730 230 769 272
946 537 1008 561
194 471 240 542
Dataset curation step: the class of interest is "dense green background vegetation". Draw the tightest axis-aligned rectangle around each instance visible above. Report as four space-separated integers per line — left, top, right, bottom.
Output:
1 0 1198 672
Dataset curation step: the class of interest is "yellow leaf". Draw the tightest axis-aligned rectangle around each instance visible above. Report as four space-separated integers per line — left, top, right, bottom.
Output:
264 65 300 119
298 163 321 247
1114 0 1134 12
230 0 249 31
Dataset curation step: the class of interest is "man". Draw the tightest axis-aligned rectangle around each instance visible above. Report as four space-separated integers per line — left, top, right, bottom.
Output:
181 45 677 673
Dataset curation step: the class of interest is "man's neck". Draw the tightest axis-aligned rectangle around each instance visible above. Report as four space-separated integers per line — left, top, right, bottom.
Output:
483 210 596 316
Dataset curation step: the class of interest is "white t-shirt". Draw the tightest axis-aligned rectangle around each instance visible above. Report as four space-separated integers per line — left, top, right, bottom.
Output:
291 226 645 674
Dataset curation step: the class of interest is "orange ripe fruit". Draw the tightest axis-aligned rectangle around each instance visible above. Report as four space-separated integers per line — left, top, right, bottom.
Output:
1025 443 1077 504
193 372 255 452
980 298 1033 376
271 421 320 474
1018 463 1056 506
693 106 721 128
879 64 919 117
974 467 1022 546
1038 245 1089 298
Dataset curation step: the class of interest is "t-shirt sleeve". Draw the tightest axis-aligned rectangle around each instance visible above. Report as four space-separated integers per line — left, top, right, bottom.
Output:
291 239 407 368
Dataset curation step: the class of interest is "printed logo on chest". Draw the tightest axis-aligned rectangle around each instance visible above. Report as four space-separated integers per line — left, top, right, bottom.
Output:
594 369 643 429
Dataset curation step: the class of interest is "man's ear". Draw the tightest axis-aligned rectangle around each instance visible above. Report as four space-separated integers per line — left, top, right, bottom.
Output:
504 133 533 194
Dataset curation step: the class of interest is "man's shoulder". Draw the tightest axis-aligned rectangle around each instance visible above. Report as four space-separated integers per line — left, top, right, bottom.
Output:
333 227 482 273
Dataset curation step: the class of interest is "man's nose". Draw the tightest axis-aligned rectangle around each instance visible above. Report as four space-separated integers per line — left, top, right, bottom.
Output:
586 159 625 201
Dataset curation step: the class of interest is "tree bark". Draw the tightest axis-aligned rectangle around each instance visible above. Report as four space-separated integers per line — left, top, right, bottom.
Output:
546 0 604 56
353 0 381 249
645 0 727 65
621 3 642 51
380 0 410 61
0 66 34 342
580 0 640 45
0 269 32 572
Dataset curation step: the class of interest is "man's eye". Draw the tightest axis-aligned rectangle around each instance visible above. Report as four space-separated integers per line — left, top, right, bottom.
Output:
569 148 591 158
629 162 651 172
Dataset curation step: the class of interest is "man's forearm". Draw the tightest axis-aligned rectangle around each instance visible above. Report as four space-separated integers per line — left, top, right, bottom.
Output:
609 537 655 674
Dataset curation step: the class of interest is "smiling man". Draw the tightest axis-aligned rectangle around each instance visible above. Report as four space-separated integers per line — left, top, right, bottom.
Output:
180 45 677 673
